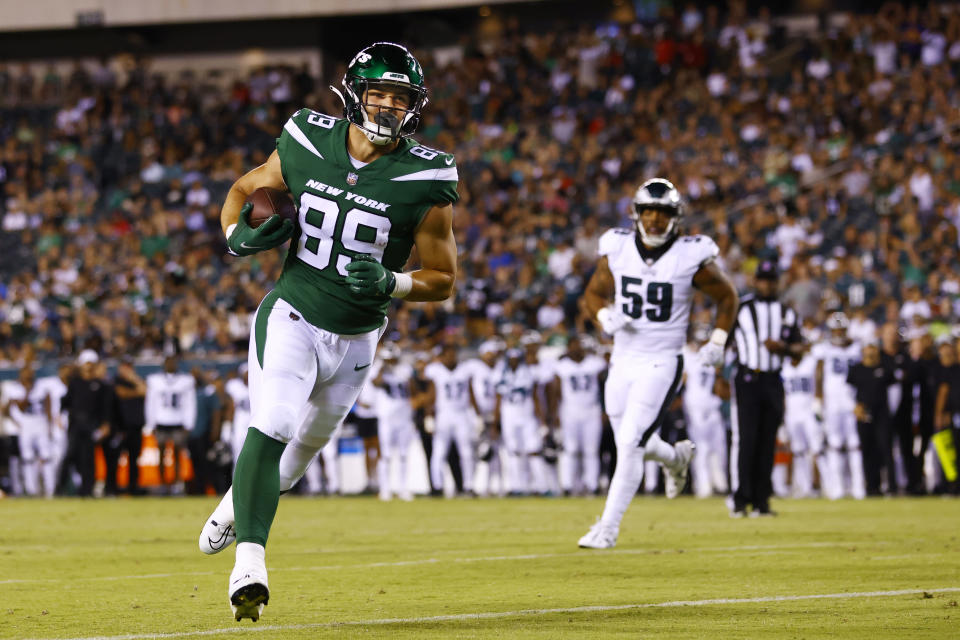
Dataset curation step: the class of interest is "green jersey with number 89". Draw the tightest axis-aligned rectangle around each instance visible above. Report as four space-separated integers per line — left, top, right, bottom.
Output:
273 108 458 334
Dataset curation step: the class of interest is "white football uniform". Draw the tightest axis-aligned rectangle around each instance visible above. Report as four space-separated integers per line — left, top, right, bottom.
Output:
497 363 544 494
781 353 824 498
551 354 606 493
465 358 501 419
374 362 416 457
7 381 54 496
225 377 251 463
424 361 477 493
812 340 864 499
373 361 416 498
145 373 197 432
812 341 861 449
36 375 69 476
681 344 728 497
601 229 716 448
781 354 821 455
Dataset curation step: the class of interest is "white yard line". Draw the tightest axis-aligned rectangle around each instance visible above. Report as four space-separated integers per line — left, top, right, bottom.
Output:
27 587 960 640
0 540 890 585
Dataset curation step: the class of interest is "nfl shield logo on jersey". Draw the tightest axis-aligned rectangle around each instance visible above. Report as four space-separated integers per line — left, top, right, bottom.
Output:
346 172 359 186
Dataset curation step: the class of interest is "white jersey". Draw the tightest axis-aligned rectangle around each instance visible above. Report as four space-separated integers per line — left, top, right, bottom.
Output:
145 372 197 431
812 341 861 412
465 358 502 416
225 377 251 431
551 355 606 412
599 229 718 359
782 354 817 418
497 364 539 417
36 376 68 427
682 345 721 412
375 362 414 424
6 382 50 428
425 361 474 416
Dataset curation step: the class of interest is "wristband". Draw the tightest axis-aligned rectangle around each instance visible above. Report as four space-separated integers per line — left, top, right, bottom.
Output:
390 272 413 299
709 328 728 345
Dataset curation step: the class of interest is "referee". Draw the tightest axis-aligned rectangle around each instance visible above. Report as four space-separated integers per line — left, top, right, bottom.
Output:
729 260 803 517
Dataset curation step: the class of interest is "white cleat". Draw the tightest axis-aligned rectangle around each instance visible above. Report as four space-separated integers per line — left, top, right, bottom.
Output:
229 561 269 622
578 519 618 549
664 440 695 499
397 491 414 502
199 518 236 555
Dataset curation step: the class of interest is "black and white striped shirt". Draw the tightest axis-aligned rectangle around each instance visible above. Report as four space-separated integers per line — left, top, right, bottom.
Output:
732 295 801 372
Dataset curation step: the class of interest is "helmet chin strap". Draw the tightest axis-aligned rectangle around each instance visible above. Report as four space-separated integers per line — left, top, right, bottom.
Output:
637 218 676 248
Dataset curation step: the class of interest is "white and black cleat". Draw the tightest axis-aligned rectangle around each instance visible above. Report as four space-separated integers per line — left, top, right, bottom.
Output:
199 519 236 555
229 566 269 622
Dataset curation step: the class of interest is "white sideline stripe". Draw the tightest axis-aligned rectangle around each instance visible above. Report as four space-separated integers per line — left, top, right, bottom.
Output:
0 541 884 585
29 587 960 640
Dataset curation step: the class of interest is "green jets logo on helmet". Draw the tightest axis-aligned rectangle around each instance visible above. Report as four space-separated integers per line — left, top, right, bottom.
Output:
335 42 428 146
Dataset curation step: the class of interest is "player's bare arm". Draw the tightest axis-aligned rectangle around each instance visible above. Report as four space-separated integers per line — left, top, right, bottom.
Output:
406 204 457 302
583 257 615 320
692 261 738 334
220 150 287 234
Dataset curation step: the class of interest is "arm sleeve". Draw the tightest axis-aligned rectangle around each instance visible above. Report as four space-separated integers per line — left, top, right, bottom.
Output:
597 229 622 258
427 154 460 206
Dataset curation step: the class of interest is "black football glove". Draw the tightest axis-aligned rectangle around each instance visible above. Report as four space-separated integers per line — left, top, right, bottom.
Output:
344 254 396 297
227 202 294 256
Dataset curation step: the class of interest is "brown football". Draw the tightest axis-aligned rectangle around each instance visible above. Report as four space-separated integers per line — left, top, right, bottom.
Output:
245 187 297 228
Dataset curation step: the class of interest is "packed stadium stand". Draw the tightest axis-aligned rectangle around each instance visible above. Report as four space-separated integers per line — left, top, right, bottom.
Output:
1 0 959 499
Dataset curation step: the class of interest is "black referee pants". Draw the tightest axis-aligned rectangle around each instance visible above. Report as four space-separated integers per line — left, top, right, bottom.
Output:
732 371 784 513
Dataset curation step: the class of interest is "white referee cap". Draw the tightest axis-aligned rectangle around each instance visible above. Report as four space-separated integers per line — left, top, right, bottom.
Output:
77 349 99 365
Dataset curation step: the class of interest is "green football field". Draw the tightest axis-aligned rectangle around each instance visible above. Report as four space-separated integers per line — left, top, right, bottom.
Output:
2 496 958 639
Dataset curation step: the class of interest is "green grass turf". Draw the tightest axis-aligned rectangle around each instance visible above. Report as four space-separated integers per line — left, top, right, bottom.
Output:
2 496 959 639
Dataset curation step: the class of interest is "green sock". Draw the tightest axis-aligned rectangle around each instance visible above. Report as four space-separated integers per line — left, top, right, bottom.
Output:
233 427 287 547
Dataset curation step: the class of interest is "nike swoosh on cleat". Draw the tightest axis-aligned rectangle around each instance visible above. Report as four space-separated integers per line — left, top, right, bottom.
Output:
354 363 371 371
445 157 454 165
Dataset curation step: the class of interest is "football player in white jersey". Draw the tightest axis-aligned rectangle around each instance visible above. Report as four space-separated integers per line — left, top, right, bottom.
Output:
467 338 505 496
7 368 55 496
781 348 829 497
144 356 197 492
370 344 417 501
578 178 738 549
36 364 70 490
225 366 252 466
424 344 477 496
549 336 607 495
496 347 550 494
813 312 865 499
681 332 728 498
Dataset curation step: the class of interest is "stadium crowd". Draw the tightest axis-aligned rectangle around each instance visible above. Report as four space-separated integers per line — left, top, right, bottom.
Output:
2 1 960 499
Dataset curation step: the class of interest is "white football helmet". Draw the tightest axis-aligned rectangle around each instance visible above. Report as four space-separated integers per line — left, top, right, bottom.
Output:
631 178 684 248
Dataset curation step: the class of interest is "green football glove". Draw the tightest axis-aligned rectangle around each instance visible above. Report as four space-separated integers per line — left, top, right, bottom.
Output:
226 202 294 256
344 255 396 297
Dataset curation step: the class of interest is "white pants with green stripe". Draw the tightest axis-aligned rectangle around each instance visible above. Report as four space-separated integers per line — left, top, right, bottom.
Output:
248 292 385 448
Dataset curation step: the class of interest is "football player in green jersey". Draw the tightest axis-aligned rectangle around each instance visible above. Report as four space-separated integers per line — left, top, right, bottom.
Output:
198 42 458 622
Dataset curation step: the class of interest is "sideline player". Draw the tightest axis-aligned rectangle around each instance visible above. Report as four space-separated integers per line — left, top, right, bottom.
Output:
424 344 476 496
681 331 728 498
781 347 828 497
549 336 607 495
578 178 738 549
224 365 251 467
813 312 864 499
467 338 505 496
370 343 417 501
7 368 55 496
198 42 458 622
